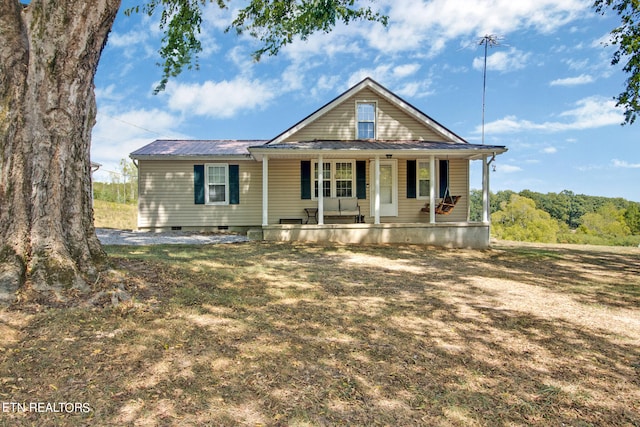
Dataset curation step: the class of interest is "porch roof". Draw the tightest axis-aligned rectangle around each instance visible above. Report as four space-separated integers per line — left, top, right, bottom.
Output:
130 139 266 160
249 140 507 160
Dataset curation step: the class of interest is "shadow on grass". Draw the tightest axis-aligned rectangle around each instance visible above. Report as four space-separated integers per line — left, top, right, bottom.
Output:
1 241 639 425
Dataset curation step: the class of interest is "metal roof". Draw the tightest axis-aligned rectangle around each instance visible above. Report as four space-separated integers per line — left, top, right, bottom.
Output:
130 139 268 158
253 140 505 151
130 139 507 162
248 140 507 161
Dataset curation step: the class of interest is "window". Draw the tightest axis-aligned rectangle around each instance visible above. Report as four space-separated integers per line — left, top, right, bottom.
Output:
206 164 229 204
357 102 376 139
335 162 353 197
313 160 355 199
314 162 331 198
417 161 430 199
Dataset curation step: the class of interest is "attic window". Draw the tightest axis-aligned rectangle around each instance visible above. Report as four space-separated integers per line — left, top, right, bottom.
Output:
357 102 376 139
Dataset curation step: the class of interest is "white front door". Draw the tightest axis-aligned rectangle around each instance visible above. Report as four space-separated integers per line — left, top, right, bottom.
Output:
370 160 398 217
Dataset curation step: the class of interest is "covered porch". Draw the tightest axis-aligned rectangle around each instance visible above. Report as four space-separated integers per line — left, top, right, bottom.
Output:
249 141 506 248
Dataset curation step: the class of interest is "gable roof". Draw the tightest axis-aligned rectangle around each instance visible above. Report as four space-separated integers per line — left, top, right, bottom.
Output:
130 139 266 160
268 77 468 145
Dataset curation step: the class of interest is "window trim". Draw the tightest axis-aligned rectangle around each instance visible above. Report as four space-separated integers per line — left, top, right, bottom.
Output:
356 101 377 139
311 159 356 200
205 163 229 205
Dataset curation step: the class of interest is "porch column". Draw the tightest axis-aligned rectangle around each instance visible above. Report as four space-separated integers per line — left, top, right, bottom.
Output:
262 155 269 226
482 155 490 223
374 155 381 224
429 155 436 224
318 154 324 225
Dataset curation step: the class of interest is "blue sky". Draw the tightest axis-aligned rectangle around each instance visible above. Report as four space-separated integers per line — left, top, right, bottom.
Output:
92 0 639 202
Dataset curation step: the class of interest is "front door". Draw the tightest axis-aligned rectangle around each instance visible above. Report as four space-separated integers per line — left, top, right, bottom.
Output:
370 160 398 217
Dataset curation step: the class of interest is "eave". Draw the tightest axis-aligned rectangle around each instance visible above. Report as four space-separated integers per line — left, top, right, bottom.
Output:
249 140 507 161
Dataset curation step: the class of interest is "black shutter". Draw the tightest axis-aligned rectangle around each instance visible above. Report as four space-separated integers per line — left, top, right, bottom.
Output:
439 160 449 197
229 165 240 205
356 160 367 199
194 165 205 204
301 161 311 200
406 160 416 199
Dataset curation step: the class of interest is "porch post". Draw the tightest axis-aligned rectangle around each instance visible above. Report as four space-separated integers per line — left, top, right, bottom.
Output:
429 155 436 224
318 154 324 225
262 155 269 226
374 155 381 224
482 155 490 223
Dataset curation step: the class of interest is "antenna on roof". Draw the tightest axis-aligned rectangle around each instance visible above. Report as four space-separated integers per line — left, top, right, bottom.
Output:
478 34 501 145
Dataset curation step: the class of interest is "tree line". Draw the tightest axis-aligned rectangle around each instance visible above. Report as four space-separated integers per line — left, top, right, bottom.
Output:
93 159 138 204
470 189 640 246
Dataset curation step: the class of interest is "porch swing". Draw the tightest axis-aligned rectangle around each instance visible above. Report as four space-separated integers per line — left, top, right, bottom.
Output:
420 159 461 216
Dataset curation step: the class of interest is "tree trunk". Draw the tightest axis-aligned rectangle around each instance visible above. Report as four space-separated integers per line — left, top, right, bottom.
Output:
0 0 121 304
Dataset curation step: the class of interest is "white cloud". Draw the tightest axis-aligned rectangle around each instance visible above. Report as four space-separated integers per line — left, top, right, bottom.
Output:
559 96 622 127
347 65 394 88
481 96 624 134
164 78 276 118
549 74 594 86
366 0 589 55
498 164 523 173
563 58 590 71
542 147 558 154
281 23 362 63
472 48 530 72
346 64 433 98
612 159 640 169
91 108 185 176
108 30 149 49
393 63 421 79
95 84 124 102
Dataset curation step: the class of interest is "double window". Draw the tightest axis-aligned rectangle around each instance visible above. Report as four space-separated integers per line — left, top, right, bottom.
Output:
357 102 376 139
206 163 229 204
313 160 354 199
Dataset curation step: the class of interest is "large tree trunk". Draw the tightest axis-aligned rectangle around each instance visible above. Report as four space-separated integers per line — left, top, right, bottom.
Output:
0 0 121 304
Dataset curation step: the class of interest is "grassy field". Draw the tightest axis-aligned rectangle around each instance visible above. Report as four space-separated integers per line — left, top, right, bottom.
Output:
93 199 137 230
1 241 639 426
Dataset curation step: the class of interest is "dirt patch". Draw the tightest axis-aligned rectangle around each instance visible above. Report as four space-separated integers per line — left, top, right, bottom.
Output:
1 241 638 426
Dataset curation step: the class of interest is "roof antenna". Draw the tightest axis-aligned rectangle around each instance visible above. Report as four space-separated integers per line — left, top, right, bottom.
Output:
478 34 500 145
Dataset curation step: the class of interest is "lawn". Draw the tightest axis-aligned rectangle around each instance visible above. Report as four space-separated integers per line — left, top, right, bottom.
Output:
1 241 639 426
93 200 137 230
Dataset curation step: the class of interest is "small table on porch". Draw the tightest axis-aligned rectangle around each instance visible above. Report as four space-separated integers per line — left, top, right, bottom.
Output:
304 208 318 224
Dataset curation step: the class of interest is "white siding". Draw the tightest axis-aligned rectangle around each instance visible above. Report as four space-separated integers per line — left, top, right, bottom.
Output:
137 160 262 229
138 158 469 228
284 88 449 142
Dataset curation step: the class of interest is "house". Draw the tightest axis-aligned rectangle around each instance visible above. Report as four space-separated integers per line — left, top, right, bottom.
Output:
130 78 507 248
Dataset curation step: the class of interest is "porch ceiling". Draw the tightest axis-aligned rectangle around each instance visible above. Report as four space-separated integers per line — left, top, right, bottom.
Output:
249 140 507 160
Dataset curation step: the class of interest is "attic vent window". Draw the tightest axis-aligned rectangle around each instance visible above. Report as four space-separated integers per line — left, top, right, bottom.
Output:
357 102 376 139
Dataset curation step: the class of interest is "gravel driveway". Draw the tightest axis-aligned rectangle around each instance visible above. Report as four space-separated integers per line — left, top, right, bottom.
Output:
96 228 249 245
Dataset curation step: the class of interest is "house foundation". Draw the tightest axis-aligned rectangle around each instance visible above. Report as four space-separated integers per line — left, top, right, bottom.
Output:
262 222 491 249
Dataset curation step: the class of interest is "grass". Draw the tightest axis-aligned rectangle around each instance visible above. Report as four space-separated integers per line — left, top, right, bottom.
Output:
93 200 137 230
1 241 639 426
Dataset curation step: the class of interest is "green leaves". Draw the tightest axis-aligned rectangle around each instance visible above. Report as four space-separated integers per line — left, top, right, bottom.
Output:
593 0 640 125
126 0 220 94
125 0 387 92
230 0 388 61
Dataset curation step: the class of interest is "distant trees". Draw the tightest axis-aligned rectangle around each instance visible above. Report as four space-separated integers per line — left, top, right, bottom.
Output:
472 189 640 246
578 203 631 237
491 195 560 243
93 159 138 204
